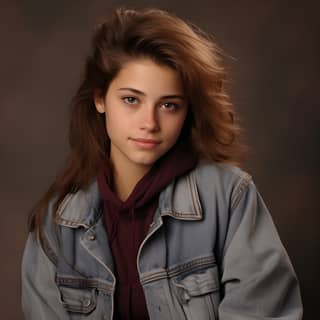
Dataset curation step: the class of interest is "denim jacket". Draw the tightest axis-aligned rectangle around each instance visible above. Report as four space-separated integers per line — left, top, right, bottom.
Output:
21 161 303 319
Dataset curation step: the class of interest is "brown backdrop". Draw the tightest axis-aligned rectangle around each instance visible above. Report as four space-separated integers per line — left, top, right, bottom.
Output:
1 0 318 319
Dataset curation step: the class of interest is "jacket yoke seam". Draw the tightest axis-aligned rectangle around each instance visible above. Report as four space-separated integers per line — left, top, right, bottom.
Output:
230 172 252 211
140 256 216 285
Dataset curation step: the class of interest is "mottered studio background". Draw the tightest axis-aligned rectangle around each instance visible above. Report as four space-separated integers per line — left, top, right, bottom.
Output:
0 0 319 319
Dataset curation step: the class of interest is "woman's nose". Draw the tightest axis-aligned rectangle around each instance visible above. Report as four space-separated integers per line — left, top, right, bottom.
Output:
140 106 160 132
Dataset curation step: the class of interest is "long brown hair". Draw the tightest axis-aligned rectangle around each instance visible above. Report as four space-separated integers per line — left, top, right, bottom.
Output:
29 6 248 235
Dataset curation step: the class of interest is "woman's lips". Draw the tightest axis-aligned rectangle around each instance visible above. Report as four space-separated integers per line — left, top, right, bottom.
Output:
130 138 161 149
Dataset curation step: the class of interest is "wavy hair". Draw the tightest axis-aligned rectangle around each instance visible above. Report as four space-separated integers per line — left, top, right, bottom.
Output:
29 6 248 235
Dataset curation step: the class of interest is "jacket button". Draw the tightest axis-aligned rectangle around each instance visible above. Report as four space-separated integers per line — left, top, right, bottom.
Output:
82 298 91 307
87 234 96 241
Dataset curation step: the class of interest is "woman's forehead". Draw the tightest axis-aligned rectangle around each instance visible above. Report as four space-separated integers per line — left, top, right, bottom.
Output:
109 58 184 96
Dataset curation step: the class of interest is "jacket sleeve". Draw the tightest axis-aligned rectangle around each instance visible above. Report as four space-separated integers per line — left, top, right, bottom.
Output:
218 179 303 320
21 230 70 320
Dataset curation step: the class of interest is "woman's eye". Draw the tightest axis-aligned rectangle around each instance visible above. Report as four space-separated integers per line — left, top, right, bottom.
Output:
161 102 179 111
122 96 138 104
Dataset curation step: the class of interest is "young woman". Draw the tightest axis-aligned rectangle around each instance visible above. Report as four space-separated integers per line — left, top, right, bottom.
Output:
21 7 303 320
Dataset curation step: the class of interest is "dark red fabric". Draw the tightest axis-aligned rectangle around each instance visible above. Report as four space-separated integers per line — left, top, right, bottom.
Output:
97 144 197 319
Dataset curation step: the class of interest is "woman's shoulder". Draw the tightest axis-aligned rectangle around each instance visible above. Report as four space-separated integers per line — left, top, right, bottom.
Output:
44 181 101 230
192 159 252 186
188 160 254 210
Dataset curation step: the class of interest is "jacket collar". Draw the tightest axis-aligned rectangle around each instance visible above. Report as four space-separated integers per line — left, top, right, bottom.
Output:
56 170 202 228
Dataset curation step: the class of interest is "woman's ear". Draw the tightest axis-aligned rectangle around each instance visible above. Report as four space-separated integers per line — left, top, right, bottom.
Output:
93 90 106 114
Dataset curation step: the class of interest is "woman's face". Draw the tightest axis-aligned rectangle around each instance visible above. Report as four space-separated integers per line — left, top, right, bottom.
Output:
94 58 188 173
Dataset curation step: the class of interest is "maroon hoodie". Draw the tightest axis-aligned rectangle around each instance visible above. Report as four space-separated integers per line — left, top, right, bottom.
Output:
97 144 197 319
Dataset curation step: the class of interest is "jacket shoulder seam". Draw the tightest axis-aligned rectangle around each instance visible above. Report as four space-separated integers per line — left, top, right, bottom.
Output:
230 172 252 210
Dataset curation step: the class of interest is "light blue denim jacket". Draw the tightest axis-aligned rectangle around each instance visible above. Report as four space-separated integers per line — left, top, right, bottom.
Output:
21 161 303 319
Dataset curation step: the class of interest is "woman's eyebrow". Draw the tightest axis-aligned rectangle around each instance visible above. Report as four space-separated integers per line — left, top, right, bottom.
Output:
117 87 185 100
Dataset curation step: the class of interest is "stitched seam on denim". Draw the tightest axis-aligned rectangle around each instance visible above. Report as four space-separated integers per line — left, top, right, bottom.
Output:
141 257 215 284
56 276 113 294
91 207 104 226
40 231 58 266
140 256 216 284
205 294 216 319
230 173 252 211
57 193 74 216
61 301 96 314
160 211 201 220
188 173 202 217
56 217 90 228
57 205 102 228
190 172 202 216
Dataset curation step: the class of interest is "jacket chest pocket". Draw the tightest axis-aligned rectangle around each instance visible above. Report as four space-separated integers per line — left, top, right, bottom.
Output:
172 266 220 320
59 286 97 315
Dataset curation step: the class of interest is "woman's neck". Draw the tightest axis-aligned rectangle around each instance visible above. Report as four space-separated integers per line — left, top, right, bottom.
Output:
111 162 152 202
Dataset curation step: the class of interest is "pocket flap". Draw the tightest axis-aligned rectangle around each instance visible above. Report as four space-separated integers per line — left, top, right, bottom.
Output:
59 286 97 314
173 267 219 300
